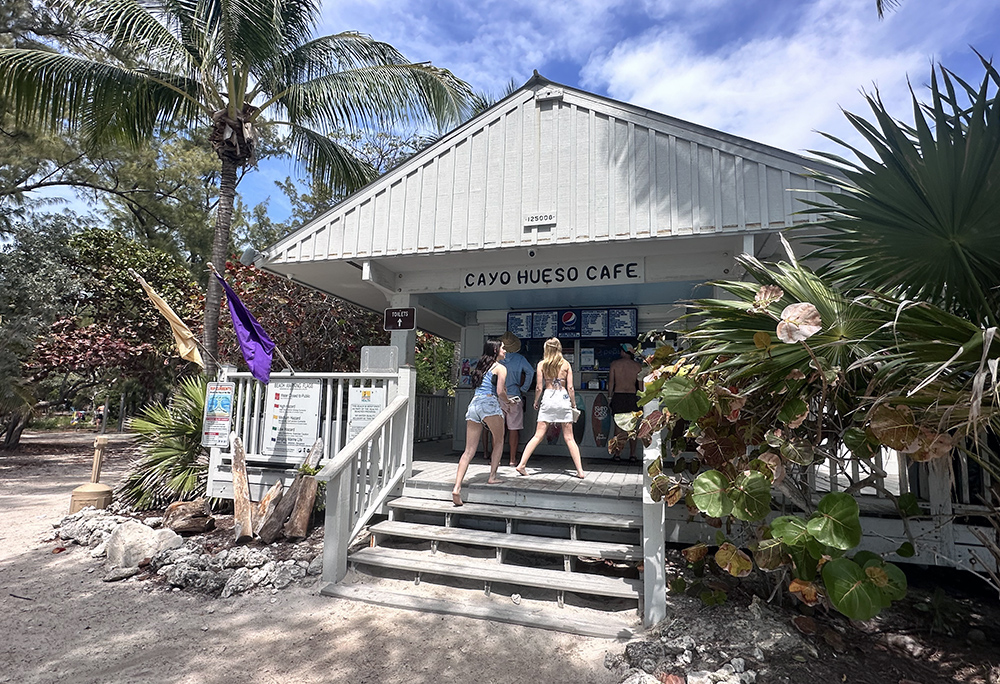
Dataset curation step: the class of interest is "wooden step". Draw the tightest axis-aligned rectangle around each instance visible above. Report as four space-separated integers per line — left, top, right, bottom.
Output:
370 520 642 561
388 496 641 529
349 547 642 599
320 582 637 639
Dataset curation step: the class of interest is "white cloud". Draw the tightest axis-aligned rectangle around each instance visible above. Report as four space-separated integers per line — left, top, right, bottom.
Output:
581 0 1000 155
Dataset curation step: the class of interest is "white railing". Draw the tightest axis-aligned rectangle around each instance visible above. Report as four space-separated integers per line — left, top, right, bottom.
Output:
414 393 454 441
220 369 402 465
318 367 417 584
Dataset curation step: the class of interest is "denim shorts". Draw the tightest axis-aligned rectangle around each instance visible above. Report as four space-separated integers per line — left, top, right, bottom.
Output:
465 394 502 423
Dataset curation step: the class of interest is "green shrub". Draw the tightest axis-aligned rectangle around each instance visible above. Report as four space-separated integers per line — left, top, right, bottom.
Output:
118 375 207 510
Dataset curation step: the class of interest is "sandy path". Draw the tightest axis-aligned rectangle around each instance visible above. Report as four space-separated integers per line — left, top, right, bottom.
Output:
0 432 620 684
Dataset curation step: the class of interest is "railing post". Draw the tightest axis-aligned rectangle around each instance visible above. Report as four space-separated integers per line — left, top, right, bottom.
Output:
322 470 352 584
398 366 417 479
642 404 667 628
928 457 956 561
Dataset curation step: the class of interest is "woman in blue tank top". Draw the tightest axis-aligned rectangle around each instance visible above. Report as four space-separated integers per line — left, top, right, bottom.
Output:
452 338 510 506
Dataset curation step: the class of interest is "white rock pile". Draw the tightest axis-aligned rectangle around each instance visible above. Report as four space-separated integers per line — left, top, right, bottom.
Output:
51 507 323 598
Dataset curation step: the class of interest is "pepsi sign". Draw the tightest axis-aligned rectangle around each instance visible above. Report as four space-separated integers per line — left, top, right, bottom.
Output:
558 309 581 338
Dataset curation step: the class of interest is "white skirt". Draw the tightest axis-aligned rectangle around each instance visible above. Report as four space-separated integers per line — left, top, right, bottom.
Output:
537 388 572 424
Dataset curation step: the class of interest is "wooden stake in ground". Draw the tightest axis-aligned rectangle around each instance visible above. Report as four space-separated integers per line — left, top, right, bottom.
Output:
91 436 108 483
253 481 284 536
257 474 304 544
229 433 254 543
282 474 318 540
303 438 324 470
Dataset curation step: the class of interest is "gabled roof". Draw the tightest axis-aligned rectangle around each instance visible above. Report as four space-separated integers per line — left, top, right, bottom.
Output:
264 73 838 268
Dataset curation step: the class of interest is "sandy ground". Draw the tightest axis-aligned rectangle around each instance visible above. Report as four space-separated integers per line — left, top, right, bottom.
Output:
0 432 621 684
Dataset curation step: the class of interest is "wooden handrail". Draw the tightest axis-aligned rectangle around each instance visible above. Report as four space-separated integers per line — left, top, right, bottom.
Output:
315 395 409 481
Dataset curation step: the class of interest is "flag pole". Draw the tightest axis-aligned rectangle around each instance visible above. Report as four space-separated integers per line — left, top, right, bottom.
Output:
207 262 295 376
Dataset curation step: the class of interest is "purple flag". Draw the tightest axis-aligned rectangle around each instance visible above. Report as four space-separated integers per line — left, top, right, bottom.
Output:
214 272 275 384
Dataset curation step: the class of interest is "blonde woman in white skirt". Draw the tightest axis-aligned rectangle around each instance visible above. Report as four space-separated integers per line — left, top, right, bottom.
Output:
514 338 585 479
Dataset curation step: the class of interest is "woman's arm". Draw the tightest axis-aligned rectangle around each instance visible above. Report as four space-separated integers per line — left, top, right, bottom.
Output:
565 362 575 404
494 364 509 403
533 362 544 408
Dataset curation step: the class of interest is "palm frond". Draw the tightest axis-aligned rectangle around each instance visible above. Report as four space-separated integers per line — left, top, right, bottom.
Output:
120 375 207 510
283 123 377 193
278 62 473 133
802 57 1000 327
0 49 205 145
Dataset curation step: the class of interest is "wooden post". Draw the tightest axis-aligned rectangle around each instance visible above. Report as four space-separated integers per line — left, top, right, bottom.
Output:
91 436 108 484
322 470 353 584
229 433 254 544
282 475 318 540
258 474 304 543
254 481 284 536
304 438 324 470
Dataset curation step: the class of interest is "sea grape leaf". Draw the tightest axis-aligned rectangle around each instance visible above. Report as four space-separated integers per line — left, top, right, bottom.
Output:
692 470 733 518
728 471 771 521
754 538 787 571
715 542 753 578
778 398 809 428
770 516 810 547
822 558 884 620
807 492 862 550
682 542 709 563
869 405 920 452
659 376 712 422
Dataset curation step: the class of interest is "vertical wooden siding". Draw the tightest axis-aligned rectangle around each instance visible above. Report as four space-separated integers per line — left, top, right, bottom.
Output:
272 89 835 264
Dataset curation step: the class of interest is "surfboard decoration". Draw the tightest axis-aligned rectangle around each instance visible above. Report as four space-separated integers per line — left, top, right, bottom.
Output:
592 392 611 447
573 394 586 443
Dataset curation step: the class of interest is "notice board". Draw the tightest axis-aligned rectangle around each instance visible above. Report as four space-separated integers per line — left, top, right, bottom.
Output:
262 379 323 458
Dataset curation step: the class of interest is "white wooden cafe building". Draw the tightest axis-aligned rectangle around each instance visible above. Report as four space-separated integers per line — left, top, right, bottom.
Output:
207 74 996 634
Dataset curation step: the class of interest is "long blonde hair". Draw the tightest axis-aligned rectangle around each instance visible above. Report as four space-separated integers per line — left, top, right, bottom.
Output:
540 338 564 379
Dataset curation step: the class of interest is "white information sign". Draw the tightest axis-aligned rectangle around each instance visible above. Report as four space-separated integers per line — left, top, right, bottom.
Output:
201 382 235 448
347 386 387 442
262 379 323 457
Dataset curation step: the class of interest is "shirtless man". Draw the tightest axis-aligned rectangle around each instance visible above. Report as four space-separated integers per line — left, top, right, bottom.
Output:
608 343 643 462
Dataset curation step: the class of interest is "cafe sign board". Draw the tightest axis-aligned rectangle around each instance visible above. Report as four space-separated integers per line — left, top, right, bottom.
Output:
461 258 644 292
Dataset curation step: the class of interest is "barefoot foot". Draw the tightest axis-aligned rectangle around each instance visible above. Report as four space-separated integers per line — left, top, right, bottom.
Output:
515 467 527 476
451 491 463 506
487 477 502 485
575 472 586 479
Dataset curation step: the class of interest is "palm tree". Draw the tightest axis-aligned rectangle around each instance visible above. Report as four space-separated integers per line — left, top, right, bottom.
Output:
0 0 473 376
804 56 1000 328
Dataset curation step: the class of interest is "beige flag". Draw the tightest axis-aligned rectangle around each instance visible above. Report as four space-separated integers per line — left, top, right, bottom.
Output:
131 270 205 368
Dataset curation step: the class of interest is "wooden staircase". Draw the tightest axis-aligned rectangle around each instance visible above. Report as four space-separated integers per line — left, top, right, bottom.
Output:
320 468 645 638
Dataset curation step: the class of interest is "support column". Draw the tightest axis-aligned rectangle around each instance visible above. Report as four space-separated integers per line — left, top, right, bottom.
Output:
642 401 667 628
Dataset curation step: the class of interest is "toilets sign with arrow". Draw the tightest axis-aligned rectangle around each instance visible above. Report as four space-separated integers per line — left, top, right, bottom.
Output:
383 307 415 331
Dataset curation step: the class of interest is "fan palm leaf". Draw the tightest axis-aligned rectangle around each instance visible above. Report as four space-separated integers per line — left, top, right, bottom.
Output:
119 375 208 510
802 56 1000 328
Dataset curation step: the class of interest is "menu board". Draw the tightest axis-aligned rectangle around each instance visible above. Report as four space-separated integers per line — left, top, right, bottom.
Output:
506 311 532 339
608 308 638 338
532 310 558 338
508 307 638 338
581 309 608 337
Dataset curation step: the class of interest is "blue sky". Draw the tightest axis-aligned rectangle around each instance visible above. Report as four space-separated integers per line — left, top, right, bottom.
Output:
245 0 1000 220
30 0 1000 226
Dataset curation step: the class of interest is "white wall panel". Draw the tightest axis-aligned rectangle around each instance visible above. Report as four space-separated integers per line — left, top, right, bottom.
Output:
268 81 840 265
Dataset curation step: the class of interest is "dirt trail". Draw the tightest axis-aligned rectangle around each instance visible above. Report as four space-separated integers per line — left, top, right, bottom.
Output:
0 432 619 684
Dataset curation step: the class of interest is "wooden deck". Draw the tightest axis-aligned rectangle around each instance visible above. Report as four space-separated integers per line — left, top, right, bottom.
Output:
407 441 644 511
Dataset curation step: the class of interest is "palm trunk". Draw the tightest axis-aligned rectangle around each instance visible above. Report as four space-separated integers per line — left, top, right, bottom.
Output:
204 157 239 378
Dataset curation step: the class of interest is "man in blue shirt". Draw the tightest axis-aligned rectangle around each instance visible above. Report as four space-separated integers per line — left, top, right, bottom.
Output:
499 331 535 466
